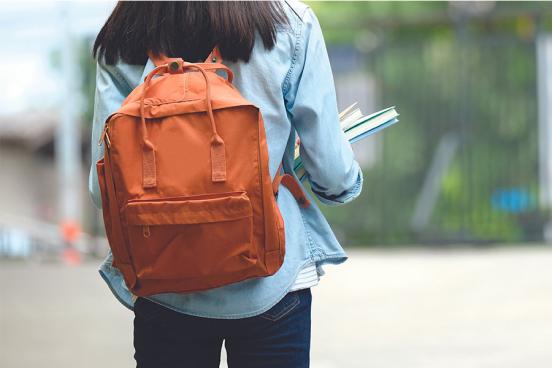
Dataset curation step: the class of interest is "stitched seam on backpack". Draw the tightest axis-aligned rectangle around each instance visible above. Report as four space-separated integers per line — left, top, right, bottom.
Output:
142 97 203 107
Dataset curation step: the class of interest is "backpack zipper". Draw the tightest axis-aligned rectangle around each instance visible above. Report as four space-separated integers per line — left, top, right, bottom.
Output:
125 191 246 205
142 225 151 238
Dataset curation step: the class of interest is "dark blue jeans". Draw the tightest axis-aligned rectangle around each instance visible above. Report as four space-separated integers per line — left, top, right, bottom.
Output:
133 288 312 368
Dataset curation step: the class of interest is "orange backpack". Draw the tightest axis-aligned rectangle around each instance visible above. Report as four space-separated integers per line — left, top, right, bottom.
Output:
96 48 310 297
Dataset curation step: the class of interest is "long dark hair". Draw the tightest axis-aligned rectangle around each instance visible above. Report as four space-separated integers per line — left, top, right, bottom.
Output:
93 1 289 65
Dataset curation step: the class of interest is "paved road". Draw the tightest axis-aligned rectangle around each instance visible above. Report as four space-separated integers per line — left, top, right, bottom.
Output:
1 246 552 368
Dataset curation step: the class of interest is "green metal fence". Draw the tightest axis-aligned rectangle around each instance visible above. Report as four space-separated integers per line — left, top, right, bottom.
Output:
325 32 543 246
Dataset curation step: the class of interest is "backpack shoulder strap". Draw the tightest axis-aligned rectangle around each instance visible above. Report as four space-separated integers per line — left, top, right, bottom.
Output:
204 47 223 63
272 163 310 208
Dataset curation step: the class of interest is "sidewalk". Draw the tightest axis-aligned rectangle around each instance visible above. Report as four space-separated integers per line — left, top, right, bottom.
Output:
1 246 551 368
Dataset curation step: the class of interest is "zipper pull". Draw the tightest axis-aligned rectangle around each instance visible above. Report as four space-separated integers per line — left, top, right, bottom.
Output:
142 225 151 238
98 124 111 148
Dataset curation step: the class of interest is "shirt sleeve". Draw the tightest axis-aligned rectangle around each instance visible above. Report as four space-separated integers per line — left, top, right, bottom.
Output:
88 61 133 210
283 7 363 207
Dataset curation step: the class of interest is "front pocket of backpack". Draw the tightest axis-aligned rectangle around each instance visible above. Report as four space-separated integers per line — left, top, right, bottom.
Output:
123 191 255 280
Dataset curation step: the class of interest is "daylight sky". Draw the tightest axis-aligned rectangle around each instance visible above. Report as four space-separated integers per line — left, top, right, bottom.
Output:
0 1 114 115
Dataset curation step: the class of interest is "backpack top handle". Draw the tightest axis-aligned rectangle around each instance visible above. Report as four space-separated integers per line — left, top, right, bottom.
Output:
138 53 229 188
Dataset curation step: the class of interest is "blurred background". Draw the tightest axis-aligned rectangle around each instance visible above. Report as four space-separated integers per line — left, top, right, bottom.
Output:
1 1 552 368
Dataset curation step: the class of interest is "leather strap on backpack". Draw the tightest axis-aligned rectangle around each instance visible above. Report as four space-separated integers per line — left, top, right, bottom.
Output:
272 163 310 209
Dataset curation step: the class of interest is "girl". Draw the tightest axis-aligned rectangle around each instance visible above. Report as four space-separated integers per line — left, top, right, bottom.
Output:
90 1 363 367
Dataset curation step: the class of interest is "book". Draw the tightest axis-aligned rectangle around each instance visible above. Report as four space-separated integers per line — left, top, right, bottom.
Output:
294 103 399 181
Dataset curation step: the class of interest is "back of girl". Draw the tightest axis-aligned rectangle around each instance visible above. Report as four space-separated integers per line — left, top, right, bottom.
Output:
90 1 363 367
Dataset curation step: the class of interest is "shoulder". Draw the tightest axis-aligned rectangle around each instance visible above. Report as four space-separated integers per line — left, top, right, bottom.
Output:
283 0 320 30
283 0 311 23
96 57 147 94
281 1 321 40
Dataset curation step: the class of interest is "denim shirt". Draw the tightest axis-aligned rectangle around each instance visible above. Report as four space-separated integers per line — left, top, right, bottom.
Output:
88 0 363 319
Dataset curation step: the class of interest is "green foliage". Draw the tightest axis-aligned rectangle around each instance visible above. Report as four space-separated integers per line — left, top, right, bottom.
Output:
76 37 97 126
307 1 449 44
51 37 96 127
